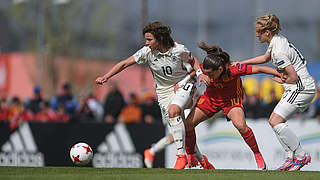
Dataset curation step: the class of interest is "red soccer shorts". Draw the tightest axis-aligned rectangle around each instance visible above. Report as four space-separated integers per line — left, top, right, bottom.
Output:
196 94 243 117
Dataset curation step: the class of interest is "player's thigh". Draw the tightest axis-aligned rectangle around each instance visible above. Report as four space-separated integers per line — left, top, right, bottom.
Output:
184 107 209 131
227 107 247 133
171 82 195 110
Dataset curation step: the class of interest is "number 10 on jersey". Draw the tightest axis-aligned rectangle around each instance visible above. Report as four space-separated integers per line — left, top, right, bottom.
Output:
162 66 172 76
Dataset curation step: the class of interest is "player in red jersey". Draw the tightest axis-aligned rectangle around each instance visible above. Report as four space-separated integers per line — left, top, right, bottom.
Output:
183 42 285 170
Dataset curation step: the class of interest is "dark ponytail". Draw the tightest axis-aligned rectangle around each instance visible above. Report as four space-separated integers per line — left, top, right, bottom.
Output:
198 42 230 74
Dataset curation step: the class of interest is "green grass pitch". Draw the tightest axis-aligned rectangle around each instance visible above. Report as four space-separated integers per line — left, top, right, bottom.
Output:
0 167 319 180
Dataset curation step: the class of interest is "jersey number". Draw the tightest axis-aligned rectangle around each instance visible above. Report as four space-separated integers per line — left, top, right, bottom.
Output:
161 66 172 76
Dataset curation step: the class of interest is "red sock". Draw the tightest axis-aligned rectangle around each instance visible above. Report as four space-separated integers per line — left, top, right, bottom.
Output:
185 129 196 154
240 127 260 154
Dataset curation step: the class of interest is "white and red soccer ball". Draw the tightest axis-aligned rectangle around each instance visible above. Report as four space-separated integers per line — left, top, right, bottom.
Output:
70 142 93 165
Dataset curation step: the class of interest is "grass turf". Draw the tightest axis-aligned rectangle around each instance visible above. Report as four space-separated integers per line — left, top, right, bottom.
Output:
0 167 319 180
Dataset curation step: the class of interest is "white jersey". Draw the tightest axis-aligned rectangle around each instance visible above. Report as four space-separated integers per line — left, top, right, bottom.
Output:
133 42 192 102
267 34 315 92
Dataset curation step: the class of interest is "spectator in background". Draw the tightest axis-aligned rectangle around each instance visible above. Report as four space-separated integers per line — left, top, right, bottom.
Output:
34 101 59 122
78 93 104 122
8 97 33 130
26 85 45 114
118 92 142 123
103 81 125 123
0 98 9 121
243 94 263 119
140 92 161 124
50 82 78 118
262 90 279 118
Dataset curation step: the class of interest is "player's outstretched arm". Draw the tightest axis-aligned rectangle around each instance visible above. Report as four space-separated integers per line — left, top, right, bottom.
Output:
95 56 136 85
240 51 271 65
251 65 286 84
251 65 280 76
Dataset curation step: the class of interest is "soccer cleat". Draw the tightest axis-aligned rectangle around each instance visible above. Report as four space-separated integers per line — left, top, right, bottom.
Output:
144 148 155 168
185 154 199 168
200 155 215 169
288 153 311 171
173 154 187 169
277 157 295 170
254 153 267 170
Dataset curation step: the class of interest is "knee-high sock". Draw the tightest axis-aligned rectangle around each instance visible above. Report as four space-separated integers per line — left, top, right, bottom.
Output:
150 136 171 155
273 123 305 160
186 129 204 161
273 128 293 158
170 116 186 155
240 126 260 154
185 129 196 154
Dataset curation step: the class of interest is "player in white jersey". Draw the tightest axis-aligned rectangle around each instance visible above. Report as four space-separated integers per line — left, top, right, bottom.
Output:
95 22 210 169
240 14 316 171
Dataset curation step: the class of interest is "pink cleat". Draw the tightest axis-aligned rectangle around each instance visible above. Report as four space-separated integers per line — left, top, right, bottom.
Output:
277 157 295 170
278 157 294 171
288 153 311 171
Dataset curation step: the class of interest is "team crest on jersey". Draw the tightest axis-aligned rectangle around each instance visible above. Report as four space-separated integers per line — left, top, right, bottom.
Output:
198 98 205 105
172 56 178 61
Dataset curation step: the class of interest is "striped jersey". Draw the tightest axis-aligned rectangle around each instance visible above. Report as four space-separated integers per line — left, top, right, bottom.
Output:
267 34 315 91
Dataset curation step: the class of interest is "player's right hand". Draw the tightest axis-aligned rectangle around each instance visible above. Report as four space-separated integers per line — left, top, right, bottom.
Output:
198 74 210 86
95 76 107 85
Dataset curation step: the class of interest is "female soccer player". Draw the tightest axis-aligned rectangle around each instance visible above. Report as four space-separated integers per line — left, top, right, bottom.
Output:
95 21 210 169
183 43 284 170
239 14 315 171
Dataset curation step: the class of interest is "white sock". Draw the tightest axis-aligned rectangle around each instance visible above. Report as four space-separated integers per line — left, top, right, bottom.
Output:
273 123 305 159
150 136 171 155
169 116 186 155
194 143 203 162
273 129 293 158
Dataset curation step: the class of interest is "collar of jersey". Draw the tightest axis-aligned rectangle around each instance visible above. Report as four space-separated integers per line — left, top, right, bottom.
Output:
154 48 173 57
269 34 280 48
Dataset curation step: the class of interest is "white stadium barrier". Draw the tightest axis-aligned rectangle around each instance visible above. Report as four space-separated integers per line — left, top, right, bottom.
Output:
165 118 320 171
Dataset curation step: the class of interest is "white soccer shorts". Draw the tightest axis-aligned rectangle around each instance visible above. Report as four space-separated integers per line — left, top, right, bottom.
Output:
273 89 315 120
159 82 195 125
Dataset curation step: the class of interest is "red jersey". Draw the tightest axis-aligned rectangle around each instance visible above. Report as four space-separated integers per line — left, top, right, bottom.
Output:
201 63 252 101
197 63 253 117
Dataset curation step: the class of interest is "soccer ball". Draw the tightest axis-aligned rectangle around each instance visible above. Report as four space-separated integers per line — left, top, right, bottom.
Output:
70 142 93 165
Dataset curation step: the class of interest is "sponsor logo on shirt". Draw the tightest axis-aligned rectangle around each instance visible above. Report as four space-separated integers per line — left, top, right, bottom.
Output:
277 60 285 66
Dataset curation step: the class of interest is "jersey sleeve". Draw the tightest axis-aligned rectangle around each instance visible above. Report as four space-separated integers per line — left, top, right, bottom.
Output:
133 46 149 65
177 44 191 62
273 52 291 69
230 63 252 76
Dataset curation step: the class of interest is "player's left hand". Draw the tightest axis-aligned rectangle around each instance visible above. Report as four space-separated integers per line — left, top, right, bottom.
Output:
198 74 210 86
174 83 183 93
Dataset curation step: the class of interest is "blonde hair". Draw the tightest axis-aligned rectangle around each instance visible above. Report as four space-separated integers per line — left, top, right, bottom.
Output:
256 14 282 35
